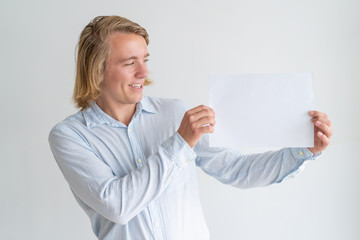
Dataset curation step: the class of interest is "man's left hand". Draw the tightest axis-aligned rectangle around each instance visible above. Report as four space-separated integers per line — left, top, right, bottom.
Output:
308 111 332 154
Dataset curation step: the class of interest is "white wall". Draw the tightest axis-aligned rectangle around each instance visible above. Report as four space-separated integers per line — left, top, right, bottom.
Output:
1 0 359 239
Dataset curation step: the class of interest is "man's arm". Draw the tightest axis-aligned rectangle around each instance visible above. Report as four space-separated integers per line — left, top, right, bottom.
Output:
49 124 196 225
195 141 318 188
179 106 332 188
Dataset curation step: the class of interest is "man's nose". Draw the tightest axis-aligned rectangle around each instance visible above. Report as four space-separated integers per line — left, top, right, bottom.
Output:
135 62 148 78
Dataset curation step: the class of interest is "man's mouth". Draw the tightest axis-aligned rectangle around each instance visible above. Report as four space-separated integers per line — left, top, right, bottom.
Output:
129 83 143 89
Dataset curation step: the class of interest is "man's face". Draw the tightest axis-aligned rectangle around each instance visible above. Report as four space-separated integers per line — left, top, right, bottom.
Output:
100 32 149 108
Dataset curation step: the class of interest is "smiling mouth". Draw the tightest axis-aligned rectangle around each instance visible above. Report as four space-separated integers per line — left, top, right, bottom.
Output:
129 83 143 89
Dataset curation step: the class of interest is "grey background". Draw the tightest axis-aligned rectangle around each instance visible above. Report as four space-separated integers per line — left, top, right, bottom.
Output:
1 0 359 239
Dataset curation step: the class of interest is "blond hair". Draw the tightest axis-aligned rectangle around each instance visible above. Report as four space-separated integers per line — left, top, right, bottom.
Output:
73 15 151 110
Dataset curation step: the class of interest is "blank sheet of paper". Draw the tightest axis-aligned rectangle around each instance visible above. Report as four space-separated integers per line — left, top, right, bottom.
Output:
209 73 314 148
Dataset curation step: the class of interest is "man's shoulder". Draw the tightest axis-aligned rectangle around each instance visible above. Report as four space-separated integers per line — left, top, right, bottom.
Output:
49 111 85 139
144 96 189 112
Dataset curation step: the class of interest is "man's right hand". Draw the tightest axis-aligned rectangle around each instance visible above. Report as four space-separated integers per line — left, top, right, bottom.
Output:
177 105 216 148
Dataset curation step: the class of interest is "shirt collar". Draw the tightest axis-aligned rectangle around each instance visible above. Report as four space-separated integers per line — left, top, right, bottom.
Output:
138 96 157 114
82 96 157 128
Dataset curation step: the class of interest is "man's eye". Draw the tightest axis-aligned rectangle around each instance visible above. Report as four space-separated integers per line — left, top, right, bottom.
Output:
144 58 149 63
124 62 134 66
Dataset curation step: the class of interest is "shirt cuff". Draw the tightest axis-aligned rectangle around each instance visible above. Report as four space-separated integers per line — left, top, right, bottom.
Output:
161 132 197 169
279 147 322 182
290 147 322 163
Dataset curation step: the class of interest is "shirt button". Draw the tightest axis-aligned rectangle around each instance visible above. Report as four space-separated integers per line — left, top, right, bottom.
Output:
137 159 142 164
128 127 132 132
186 159 190 163
299 151 304 156
155 222 160 227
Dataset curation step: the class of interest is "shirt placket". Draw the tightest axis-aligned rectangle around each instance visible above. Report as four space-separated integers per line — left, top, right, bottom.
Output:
127 120 165 240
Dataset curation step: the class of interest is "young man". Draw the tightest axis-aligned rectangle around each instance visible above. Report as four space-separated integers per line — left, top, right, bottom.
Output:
49 15 332 240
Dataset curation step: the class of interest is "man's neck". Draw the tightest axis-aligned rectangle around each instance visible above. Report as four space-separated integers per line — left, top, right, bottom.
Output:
96 98 137 126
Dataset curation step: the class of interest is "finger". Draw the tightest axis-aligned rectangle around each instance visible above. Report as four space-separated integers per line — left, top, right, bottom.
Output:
187 105 213 116
309 111 328 119
193 116 216 129
187 108 215 123
315 121 332 138
317 131 330 146
312 117 332 127
198 124 215 134
184 106 205 119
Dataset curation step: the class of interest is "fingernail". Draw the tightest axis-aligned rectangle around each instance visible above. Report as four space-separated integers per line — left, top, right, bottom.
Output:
317 132 323 137
309 111 314 115
316 121 321 126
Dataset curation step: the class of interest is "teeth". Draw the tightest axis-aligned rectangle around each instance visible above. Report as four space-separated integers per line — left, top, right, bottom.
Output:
129 84 142 88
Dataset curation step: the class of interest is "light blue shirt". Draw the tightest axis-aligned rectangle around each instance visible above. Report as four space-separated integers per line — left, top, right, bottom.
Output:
49 96 318 240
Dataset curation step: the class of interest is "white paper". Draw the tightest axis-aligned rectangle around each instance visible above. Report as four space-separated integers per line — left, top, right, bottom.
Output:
209 73 314 148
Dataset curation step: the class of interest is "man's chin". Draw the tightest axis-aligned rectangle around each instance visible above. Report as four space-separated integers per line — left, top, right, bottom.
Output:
135 95 143 104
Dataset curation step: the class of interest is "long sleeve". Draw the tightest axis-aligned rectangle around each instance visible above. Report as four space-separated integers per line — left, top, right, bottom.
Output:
194 135 318 188
49 96 318 239
49 125 196 225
